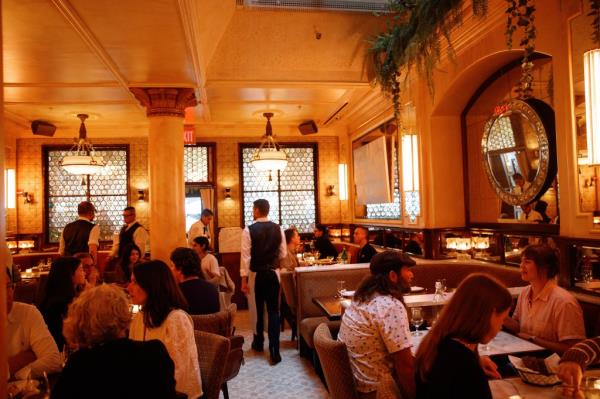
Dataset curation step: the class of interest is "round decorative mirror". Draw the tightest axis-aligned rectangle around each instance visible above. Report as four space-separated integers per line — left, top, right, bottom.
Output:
481 98 557 206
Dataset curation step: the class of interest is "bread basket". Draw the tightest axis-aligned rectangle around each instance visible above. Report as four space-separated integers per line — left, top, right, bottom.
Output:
508 355 561 386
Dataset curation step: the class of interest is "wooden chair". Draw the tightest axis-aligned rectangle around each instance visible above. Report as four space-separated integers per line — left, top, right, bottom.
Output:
313 323 360 399
194 330 230 399
280 270 297 340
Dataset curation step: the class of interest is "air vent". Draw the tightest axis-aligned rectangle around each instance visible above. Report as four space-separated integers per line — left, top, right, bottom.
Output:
237 0 389 13
323 102 349 125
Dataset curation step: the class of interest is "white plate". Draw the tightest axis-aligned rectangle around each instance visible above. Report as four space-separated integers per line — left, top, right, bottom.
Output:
410 286 425 293
342 290 355 297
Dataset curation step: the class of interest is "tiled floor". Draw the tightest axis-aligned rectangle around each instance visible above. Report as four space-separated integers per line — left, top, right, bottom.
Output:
222 310 328 399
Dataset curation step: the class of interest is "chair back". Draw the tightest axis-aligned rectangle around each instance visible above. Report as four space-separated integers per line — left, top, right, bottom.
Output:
223 335 245 383
194 330 230 399
313 323 360 399
280 270 296 312
191 303 236 337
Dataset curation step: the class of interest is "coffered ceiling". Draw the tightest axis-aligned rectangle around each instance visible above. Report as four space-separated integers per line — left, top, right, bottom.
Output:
3 0 390 138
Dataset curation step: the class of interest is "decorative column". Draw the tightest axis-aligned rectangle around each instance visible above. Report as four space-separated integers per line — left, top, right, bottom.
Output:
131 88 197 263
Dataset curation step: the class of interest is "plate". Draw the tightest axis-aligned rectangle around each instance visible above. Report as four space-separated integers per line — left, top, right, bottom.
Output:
410 286 425 293
342 290 355 297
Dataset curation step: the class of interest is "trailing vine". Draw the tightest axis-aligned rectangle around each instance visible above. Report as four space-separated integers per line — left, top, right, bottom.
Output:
590 0 600 45
505 0 536 99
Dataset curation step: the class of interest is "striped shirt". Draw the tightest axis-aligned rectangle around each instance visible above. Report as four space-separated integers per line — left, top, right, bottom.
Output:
561 337 600 369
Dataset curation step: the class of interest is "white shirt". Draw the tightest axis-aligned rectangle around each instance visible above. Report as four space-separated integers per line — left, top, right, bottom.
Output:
58 216 100 255
188 219 210 247
200 253 221 278
7 302 62 379
519 209 543 223
240 217 287 278
338 295 412 393
129 309 202 399
110 221 148 257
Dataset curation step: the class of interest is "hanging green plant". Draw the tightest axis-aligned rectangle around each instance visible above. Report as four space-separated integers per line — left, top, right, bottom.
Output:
590 0 600 45
368 0 489 123
504 0 536 98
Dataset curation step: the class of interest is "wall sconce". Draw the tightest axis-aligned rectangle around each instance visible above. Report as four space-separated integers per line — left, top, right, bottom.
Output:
402 134 420 192
585 49 600 165
137 189 146 201
326 185 336 196
4 169 16 209
338 163 348 200
18 191 33 204
594 210 600 228
224 187 232 199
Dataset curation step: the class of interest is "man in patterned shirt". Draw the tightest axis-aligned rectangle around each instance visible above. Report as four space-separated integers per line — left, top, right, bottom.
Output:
338 251 416 398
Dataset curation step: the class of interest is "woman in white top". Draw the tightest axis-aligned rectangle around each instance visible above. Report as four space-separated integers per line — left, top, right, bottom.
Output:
128 260 202 399
192 236 221 279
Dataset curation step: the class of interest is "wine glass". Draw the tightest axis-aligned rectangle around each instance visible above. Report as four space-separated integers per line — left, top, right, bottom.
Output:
411 307 424 336
336 280 346 298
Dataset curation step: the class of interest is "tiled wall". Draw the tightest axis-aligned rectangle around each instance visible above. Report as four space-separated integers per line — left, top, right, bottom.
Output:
13 135 341 239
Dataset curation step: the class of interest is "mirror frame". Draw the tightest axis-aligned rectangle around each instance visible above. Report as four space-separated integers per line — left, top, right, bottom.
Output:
481 98 557 206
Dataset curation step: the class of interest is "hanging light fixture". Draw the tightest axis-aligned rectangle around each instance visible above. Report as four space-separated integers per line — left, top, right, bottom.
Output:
251 112 287 172
61 114 105 175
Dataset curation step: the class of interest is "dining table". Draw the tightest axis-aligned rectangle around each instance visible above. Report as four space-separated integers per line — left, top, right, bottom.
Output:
312 286 526 321
490 369 600 398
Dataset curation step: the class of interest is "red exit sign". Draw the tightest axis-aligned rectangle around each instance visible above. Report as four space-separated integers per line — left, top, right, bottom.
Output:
493 104 510 116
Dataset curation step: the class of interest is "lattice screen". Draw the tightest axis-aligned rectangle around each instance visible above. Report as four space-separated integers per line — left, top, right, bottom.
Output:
241 146 316 232
184 146 209 182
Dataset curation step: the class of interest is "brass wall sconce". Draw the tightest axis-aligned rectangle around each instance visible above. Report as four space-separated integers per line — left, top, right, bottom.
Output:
224 187 232 199
137 189 146 201
19 191 33 204
326 185 336 196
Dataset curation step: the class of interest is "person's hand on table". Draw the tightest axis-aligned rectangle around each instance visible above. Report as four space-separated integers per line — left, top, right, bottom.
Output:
241 278 249 295
479 356 501 379
557 361 584 398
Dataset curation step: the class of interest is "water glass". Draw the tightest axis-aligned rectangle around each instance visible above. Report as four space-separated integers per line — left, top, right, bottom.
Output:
583 376 600 398
411 307 424 336
337 280 346 298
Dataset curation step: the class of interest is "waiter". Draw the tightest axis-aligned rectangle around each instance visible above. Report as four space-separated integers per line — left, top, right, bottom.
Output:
59 201 100 264
110 206 147 258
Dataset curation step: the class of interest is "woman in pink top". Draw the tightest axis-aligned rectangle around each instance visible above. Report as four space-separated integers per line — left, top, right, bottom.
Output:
503 244 585 354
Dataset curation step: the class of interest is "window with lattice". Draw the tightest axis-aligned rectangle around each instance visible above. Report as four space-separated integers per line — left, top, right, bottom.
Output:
241 145 317 233
45 147 128 243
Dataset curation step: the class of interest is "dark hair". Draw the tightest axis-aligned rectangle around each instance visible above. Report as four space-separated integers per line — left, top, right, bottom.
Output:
123 206 136 214
354 252 411 304
193 236 210 252
77 201 95 215
285 228 298 244
201 209 214 217
315 224 329 236
119 243 141 281
133 260 188 328
253 199 270 216
522 244 560 278
170 247 202 278
415 274 512 381
39 257 81 311
354 226 368 235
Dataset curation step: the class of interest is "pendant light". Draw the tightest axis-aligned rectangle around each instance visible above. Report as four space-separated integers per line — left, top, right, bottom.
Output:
251 112 287 172
61 114 105 175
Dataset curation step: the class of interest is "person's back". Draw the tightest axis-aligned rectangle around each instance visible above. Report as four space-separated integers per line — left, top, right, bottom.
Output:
62 219 94 256
52 338 176 399
179 278 220 315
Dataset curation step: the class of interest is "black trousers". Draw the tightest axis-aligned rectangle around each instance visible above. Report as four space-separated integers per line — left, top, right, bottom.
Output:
254 269 280 351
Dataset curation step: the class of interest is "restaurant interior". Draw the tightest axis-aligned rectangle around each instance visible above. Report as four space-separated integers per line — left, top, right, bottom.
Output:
2 0 600 398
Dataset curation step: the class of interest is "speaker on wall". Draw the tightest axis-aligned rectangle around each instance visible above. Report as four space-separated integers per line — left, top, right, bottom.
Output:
298 120 318 135
31 120 56 137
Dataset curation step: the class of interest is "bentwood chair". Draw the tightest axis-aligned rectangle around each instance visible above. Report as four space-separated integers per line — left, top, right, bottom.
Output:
313 323 360 399
194 331 230 399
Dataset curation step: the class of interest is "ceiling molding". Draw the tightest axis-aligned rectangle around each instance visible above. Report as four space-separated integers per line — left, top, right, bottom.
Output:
4 82 121 88
4 110 32 129
4 100 132 105
177 0 211 121
49 0 144 112
207 79 370 88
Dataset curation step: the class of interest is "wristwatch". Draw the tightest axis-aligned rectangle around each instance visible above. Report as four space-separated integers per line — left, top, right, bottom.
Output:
528 335 536 342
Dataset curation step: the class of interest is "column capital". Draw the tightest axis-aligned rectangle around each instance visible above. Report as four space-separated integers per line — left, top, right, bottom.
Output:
130 87 197 118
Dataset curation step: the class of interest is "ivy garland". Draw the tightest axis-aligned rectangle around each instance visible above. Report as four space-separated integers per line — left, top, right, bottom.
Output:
505 0 536 99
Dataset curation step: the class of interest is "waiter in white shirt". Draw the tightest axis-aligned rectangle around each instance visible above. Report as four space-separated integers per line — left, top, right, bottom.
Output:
188 209 214 247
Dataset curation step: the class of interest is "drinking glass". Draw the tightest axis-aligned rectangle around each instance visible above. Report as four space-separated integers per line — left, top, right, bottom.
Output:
336 280 346 298
411 307 424 336
440 279 447 293
582 376 600 399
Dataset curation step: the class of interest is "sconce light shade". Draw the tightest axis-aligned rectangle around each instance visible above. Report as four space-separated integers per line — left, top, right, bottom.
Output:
224 187 232 199
594 210 600 228
5 169 16 209
137 190 146 201
338 163 348 200
326 185 336 196
402 134 420 191
585 49 600 165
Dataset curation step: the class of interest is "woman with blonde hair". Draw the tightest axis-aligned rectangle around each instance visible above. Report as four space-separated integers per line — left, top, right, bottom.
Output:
415 274 513 399
52 284 176 399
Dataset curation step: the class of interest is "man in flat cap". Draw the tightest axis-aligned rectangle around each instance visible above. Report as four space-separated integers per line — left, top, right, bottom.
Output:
338 251 416 399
